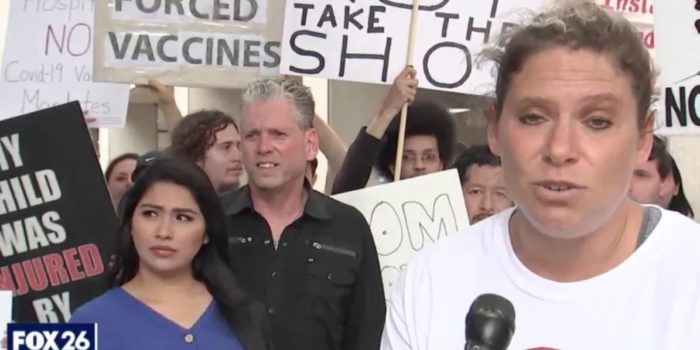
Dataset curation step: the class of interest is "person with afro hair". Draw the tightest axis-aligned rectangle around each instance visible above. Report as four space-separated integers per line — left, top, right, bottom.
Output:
331 66 457 194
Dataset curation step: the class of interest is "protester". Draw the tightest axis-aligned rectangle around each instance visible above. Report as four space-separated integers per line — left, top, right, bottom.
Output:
629 135 694 218
668 157 694 218
223 79 385 350
69 157 272 350
381 2 700 348
169 110 243 193
331 67 456 194
104 153 139 209
453 145 514 224
138 79 184 131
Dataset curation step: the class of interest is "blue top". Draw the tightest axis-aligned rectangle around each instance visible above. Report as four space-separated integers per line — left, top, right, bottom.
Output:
69 288 244 350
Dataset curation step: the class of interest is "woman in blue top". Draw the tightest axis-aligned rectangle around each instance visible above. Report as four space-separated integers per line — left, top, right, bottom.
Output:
70 157 273 350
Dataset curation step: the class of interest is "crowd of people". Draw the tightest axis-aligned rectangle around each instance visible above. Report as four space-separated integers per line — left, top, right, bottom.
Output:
3 0 700 349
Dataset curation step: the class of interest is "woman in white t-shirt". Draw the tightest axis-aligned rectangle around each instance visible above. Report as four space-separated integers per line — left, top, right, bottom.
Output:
381 1 700 349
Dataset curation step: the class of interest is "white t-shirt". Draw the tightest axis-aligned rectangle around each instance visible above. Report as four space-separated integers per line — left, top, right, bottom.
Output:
381 206 700 350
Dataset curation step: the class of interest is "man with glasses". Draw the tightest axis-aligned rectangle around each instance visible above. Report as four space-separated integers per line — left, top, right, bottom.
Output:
331 66 456 193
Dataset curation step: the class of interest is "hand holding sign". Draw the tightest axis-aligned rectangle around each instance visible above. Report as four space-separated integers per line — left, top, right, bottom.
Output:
378 66 418 119
136 80 177 106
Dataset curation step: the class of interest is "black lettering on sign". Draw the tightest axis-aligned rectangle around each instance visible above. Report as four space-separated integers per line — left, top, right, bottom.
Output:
318 5 338 28
368 6 386 34
183 37 203 64
189 0 208 19
289 30 327 74
243 41 261 67
136 0 161 13
490 0 500 18
344 6 364 30
435 12 459 38
165 0 185 15
205 37 215 65
44 23 92 57
369 201 403 256
263 42 281 68
133 34 156 61
217 38 240 66
423 42 471 89
339 35 392 82
377 0 449 11
108 32 132 59
402 193 457 251
695 0 700 34
664 86 700 127
466 17 492 44
294 3 315 26
234 0 258 21
213 0 230 20
157 35 178 62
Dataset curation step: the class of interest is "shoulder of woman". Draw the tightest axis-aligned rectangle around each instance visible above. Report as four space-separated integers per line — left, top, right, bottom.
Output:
68 288 123 323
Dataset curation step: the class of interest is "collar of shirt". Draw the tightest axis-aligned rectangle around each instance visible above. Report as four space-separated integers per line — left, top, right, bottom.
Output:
222 180 331 221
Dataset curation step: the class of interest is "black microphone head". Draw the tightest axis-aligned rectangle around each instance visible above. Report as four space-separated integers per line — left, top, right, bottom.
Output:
465 293 516 350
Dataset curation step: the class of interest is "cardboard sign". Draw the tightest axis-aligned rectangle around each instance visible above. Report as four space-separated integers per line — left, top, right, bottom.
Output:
93 0 284 88
333 169 469 296
0 102 117 322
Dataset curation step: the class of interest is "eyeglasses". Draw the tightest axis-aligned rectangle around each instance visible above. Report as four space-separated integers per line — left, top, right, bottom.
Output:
402 153 439 164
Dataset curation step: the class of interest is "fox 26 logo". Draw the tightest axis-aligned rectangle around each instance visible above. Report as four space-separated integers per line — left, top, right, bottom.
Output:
7 324 97 350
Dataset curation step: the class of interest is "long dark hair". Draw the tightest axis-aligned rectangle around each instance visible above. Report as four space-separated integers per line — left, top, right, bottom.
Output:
110 156 266 347
105 153 139 182
668 157 694 219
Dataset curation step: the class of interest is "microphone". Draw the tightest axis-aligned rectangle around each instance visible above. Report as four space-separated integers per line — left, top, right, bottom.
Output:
464 293 516 350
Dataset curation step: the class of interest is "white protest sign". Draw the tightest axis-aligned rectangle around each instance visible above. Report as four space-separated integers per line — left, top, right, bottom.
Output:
93 0 284 88
333 169 469 296
596 0 654 22
280 0 544 95
0 290 11 333
596 0 655 53
654 0 700 135
0 0 129 128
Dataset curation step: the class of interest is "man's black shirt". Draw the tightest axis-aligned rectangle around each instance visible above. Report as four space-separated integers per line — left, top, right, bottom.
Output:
222 186 386 350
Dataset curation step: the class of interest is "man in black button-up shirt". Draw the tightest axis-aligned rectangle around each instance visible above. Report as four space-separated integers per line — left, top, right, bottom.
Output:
222 79 385 350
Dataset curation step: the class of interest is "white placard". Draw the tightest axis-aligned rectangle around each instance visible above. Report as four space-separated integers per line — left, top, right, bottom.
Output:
0 0 129 128
654 0 700 135
281 0 544 95
596 0 654 24
0 290 11 334
93 0 283 89
595 0 655 55
333 169 469 297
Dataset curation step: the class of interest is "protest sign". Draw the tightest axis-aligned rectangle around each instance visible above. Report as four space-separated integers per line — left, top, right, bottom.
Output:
93 0 284 88
1 290 10 331
597 0 655 52
280 0 544 95
333 169 469 296
0 0 129 128
0 102 117 323
654 0 700 135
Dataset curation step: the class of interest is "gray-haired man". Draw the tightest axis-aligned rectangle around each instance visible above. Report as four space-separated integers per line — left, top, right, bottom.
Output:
222 79 385 350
